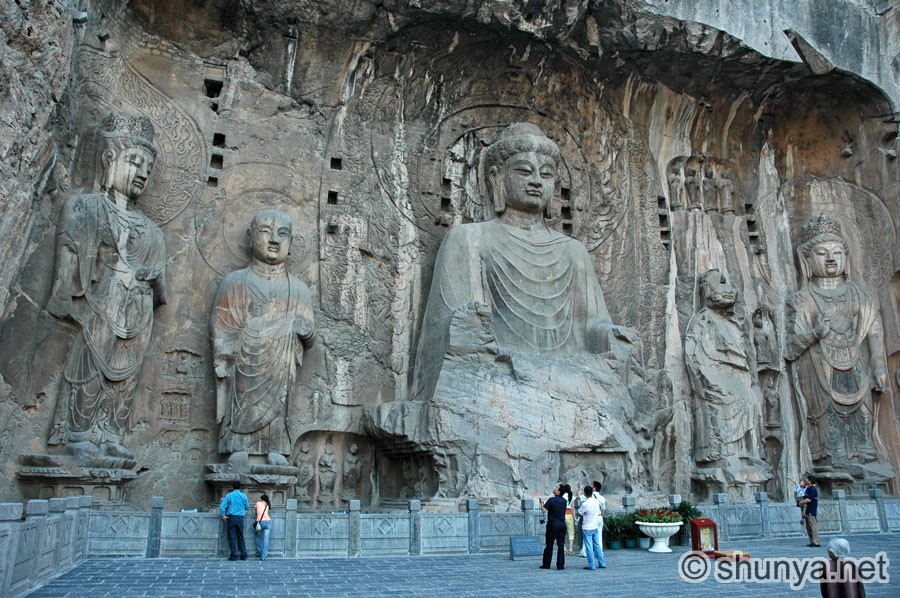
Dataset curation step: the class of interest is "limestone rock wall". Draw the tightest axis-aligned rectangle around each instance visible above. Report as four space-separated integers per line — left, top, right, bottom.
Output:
0 0 898 509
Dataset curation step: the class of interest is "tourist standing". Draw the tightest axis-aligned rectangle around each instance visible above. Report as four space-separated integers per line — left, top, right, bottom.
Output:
220 481 250 560
578 485 606 570
255 493 272 560
539 484 568 570
820 538 866 597
563 484 576 555
799 475 820 547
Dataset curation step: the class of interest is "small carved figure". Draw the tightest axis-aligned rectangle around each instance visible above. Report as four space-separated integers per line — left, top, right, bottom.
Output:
702 168 717 212
47 113 167 462
294 439 314 503
684 167 701 211
667 161 685 209
317 439 337 505
341 442 361 502
685 269 762 463
753 306 779 370
211 210 316 459
717 169 735 214
786 215 889 475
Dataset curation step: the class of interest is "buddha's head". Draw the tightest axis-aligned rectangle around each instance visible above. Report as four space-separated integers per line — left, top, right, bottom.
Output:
700 269 736 310
798 214 848 282
484 122 561 217
98 112 157 200
249 209 293 266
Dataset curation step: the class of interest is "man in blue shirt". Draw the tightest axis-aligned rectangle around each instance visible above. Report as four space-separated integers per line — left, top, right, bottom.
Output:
220 481 250 560
799 475 820 547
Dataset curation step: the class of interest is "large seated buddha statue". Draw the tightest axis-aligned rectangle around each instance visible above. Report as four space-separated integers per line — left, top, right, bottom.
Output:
370 123 651 503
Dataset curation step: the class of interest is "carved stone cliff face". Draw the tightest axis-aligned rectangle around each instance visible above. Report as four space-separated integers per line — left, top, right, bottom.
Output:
1 0 898 509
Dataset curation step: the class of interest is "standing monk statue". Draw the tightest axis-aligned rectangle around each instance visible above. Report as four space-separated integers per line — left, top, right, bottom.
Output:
47 112 167 462
786 214 890 479
211 209 316 461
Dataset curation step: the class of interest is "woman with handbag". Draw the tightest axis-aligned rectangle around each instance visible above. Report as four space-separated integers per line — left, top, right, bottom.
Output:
254 494 272 560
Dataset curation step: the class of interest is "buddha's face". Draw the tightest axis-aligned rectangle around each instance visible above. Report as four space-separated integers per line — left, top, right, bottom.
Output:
496 151 556 214
105 145 155 200
704 274 736 308
807 240 846 279
250 212 292 265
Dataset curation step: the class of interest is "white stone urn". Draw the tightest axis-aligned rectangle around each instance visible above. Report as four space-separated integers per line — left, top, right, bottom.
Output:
635 521 683 553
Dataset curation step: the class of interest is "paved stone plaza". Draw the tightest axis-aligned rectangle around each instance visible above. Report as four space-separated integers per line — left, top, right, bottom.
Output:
27 533 900 597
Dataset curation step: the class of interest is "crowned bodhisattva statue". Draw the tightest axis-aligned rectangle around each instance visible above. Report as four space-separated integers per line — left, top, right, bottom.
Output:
786 214 893 482
47 113 167 463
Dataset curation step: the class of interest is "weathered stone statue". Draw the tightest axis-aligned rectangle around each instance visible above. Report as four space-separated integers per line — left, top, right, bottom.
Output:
685 270 762 463
317 438 336 505
413 122 636 401
786 214 892 482
667 160 685 209
47 113 167 462
341 442 361 502
702 168 717 212
371 122 650 504
684 167 701 211
685 269 769 497
717 169 735 214
294 440 315 503
211 209 316 460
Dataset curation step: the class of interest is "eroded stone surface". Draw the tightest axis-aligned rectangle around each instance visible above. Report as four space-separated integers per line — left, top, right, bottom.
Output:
1 0 900 509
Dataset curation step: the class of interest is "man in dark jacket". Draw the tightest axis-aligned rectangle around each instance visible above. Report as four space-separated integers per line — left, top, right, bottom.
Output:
539 484 568 570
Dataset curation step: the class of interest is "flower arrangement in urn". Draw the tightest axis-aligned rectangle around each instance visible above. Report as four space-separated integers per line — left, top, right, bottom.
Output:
634 508 683 553
634 508 682 524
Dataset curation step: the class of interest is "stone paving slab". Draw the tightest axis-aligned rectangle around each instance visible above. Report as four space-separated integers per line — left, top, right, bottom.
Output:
27 533 900 597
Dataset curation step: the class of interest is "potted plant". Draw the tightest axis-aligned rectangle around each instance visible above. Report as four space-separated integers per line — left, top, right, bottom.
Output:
622 511 639 548
603 512 628 550
673 501 702 545
634 508 683 553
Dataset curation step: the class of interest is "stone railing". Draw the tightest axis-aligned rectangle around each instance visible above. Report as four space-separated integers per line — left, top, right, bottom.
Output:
0 496 93 598
2 490 898 593
83 492 900 559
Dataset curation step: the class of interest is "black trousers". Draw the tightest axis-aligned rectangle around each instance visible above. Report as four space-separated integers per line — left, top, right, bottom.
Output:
225 515 247 559
542 520 567 569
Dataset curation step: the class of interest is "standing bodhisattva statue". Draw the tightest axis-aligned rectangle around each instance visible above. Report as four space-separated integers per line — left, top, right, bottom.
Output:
211 209 316 460
786 214 889 477
47 113 167 461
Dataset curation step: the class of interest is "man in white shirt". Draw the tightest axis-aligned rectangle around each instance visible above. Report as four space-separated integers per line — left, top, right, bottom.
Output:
577 485 606 569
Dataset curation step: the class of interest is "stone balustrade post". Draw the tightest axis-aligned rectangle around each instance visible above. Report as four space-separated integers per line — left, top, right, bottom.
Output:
48 498 68 570
621 495 635 513
755 492 771 538
26 499 49 520
668 494 682 508
348 500 361 557
467 499 480 554
832 489 849 534
75 496 92 560
0 502 24 598
713 493 728 540
146 496 164 558
522 498 539 536
869 487 888 532
409 500 422 556
284 499 297 558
